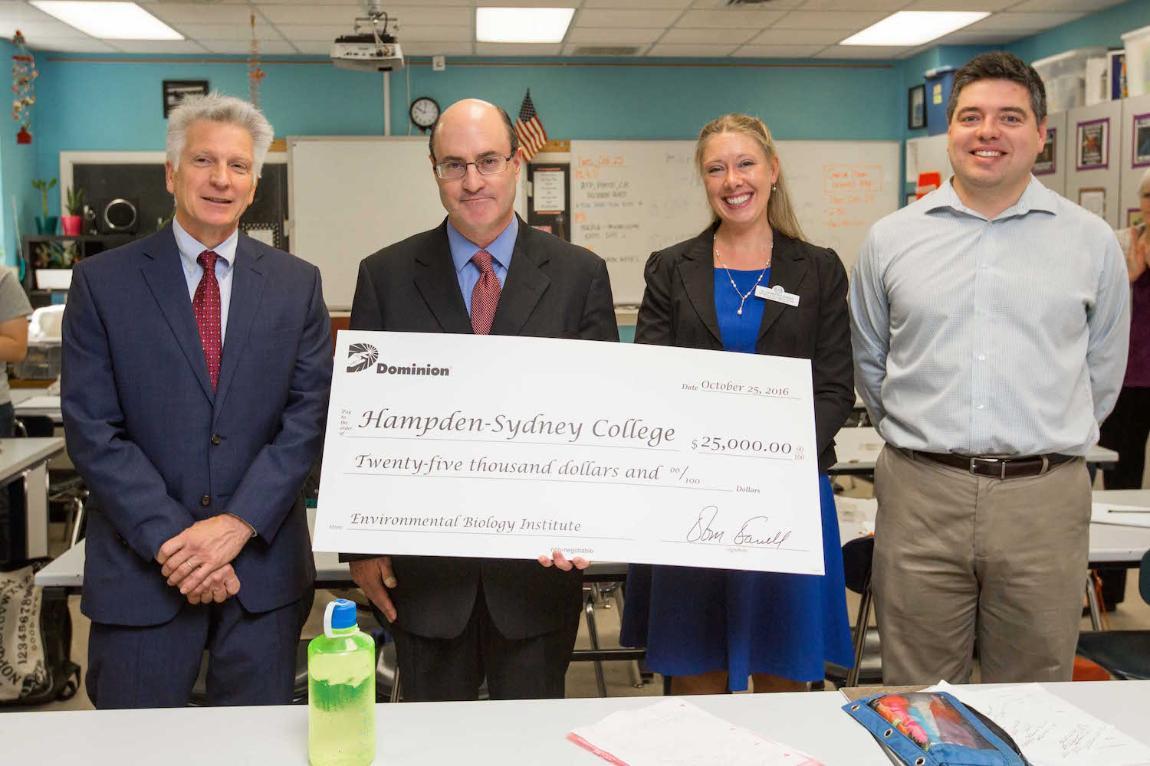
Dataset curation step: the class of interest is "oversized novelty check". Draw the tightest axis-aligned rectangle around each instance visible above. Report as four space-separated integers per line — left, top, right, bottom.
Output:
313 331 824 574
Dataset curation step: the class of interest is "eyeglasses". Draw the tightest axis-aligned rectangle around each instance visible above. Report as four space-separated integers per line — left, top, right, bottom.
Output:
434 154 513 180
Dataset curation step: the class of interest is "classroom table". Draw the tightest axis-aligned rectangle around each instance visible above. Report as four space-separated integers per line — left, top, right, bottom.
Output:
0 436 66 560
830 426 1120 475
1 681 1147 764
10 388 63 426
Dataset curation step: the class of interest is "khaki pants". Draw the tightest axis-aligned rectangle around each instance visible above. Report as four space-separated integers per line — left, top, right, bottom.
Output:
872 446 1090 685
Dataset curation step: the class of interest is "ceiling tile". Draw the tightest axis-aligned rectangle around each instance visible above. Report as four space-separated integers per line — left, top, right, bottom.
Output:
574 9 683 27
936 30 1024 45
26 37 117 52
816 44 908 58
662 27 757 44
676 9 786 28
475 0 582 6
797 0 905 9
148 4 257 23
566 27 665 44
291 40 339 55
200 39 300 54
646 42 738 56
748 28 844 45
965 11 1085 32
690 0 805 8
173 22 286 41
583 0 692 7
1009 0 1124 11
274 25 350 41
0 19 88 39
903 0 1016 9
733 44 826 58
474 42 563 55
773 10 887 30
391 25 474 42
108 40 209 53
259 4 469 26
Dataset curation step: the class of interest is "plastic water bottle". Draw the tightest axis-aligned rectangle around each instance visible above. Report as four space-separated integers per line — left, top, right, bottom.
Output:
308 598 376 766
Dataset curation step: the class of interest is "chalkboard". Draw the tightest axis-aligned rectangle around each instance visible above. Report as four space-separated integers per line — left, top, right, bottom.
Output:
569 139 900 304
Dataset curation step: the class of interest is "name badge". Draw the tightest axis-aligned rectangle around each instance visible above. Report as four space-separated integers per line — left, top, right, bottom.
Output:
755 284 800 307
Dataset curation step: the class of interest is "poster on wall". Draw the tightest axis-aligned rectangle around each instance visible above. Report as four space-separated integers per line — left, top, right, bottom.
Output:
1034 127 1056 175
1077 118 1109 171
1133 113 1150 168
163 80 209 118
1079 187 1106 219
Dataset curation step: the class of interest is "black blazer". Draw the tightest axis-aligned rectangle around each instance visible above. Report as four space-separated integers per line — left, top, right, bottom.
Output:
349 216 618 640
635 226 853 472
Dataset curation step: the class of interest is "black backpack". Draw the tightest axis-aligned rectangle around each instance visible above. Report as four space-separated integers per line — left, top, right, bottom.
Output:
0 558 81 706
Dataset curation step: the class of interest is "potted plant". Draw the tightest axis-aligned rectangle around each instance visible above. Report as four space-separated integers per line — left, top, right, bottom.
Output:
31 177 57 234
61 186 84 236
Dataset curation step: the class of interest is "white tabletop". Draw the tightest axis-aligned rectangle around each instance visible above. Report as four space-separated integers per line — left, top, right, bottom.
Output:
0 681 1146 765
831 426 1119 474
0 436 66 483
10 390 62 424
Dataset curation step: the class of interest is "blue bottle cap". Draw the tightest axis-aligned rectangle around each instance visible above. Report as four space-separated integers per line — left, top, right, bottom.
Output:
326 598 358 632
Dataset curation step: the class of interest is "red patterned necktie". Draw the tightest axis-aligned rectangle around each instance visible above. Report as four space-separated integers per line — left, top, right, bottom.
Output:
193 250 222 390
470 250 501 335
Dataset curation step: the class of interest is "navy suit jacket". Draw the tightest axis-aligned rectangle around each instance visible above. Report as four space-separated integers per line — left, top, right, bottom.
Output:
62 225 332 627
349 217 618 641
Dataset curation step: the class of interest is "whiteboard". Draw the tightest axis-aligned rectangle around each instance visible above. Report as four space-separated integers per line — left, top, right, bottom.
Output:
289 137 528 309
289 137 442 309
569 140 900 304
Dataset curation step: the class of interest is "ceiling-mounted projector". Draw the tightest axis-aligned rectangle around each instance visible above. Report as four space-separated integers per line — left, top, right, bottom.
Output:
331 3 404 72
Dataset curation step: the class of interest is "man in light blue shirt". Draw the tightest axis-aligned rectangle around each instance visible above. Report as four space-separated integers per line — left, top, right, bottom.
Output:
850 52 1129 685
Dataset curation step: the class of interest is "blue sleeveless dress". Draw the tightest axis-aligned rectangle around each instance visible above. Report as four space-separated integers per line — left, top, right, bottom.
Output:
619 267 853 690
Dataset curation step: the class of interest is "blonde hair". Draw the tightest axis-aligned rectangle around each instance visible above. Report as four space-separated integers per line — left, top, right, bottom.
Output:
694 113 805 241
1140 167 1150 196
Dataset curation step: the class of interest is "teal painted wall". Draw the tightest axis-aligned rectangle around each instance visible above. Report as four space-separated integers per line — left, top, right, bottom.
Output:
34 53 901 220
1 38 40 267
1009 0 1150 64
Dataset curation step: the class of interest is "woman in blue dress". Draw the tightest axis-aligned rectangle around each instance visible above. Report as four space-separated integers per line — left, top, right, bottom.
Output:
619 113 854 693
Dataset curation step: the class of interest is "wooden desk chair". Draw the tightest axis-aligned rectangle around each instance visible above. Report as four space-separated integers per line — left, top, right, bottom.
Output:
1075 550 1150 680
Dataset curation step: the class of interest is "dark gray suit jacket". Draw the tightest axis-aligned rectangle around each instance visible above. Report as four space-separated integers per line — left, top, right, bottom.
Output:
349 216 618 640
635 226 854 472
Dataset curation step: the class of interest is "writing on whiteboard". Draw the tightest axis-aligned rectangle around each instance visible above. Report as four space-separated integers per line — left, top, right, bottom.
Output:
822 164 883 229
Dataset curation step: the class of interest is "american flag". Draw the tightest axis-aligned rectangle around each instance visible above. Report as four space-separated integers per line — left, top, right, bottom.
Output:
514 90 548 160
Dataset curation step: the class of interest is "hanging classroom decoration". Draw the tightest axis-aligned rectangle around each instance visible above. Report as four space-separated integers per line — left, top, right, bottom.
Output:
11 30 37 144
248 12 266 108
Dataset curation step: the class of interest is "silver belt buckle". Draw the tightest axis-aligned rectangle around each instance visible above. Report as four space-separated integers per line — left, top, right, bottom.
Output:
969 456 1007 479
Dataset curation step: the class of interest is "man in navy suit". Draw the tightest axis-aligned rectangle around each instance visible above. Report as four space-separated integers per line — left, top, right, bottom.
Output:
62 94 332 708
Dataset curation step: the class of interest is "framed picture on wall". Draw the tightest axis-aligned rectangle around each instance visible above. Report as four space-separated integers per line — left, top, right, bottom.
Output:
1078 187 1106 218
1076 118 1109 171
1034 127 1056 175
163 80 209 118
1131 208 1146 229
1133 113 1150 168
907 85 926 130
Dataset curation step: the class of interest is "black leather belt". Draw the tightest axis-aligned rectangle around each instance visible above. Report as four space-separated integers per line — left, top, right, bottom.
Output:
903 449 1075 479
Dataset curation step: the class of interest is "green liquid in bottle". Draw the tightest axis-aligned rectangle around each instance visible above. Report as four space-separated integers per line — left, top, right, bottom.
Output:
308 629 376 766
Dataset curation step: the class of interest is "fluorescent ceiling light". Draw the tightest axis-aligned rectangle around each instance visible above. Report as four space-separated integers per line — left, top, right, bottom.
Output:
30 1 183 40
476 8 575 44
841 11 988 47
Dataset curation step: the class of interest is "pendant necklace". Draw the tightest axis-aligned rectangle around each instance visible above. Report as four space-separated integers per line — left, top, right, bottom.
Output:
715 239 773 316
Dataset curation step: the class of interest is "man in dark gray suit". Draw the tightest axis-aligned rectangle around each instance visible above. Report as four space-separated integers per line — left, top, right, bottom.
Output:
348 98 617 701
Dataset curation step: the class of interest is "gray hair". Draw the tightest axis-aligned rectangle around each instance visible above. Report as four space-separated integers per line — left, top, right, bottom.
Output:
166 92 274 177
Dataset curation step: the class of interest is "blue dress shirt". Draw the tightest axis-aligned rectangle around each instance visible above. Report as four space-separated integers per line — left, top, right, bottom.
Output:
446 217 517 317
172 218 236 345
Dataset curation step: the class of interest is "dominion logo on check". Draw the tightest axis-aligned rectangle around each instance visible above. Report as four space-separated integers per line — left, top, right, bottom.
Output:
346 343 450 377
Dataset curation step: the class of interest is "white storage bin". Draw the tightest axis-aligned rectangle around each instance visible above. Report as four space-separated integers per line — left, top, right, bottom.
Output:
1124 25 1150 97
1033 47 1108 112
